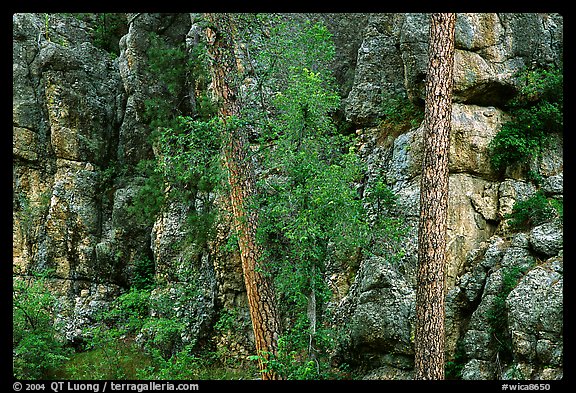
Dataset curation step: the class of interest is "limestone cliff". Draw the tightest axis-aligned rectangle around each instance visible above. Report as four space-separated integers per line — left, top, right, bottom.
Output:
13 13 563 380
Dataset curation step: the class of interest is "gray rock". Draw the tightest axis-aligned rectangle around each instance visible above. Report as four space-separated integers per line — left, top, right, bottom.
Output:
461 358 496 380
351 257 415 355
501 235 536 271
344 13 563 126
529 221 563 257
542 172 563 196
506 258 563 370
334 256 416 370
345 14 405 126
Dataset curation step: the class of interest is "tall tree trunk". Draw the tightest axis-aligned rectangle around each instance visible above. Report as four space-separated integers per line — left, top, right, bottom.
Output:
414 12 456 380
204 13 281 380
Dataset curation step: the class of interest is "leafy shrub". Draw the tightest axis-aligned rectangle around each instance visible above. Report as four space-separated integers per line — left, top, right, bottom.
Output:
381 92 424 132
101 288 151 333
490 65 563 172
263 319 343 380
445 339 466 379
250 18 407 379
54 340 151 380
132 257 155 290
506 191 559 231
144 31 216 132
126 160 165 227
147 33 189 97
67 13 127 57
141 317 186 360
13 272 71 379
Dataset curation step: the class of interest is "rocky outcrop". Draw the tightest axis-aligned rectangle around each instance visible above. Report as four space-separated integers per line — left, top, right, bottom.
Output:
13 12 563 379
345 13 563 127
454 233 563 380
13 13 216 346
335 12 562 379
13 13 127 340
505 256 563 379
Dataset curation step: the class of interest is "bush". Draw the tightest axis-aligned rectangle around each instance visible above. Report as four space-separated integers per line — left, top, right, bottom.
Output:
100 288 151 333
132 257 156 290
489 65 563 172
126 160 165 227
13 272 71 379
380 92 424 132
56 340 151 380
68 13 128 57
506 191 559 231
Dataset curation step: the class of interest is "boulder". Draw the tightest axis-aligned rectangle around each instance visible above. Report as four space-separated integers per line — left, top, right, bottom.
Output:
506 257 563 376
529 221 563 257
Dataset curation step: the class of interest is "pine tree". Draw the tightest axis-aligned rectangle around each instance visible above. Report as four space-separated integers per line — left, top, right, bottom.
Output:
204 13 282 380
414 12 456 380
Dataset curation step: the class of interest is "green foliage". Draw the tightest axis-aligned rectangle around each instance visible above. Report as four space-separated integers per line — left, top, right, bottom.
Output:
74 285 254 379
249 16 407 379
66 13 127 57
133 30 221 238
272 67 340 140
156 116 222 191
126 159 165 227
445 339 466 380
147 33 189 97
512 66 563 106
143 32 196 161
247 17 337 92
368 176 398 214
92 13 127 57
131 257 156 290
13 272 71 379
186 40 218 120
100 288 151 334
549 198 563 219
380 92 424 132
138 344 256 380
255 22 353 302
214 308 239 334
144 32 215 132
52 340 151 380
505 191 560 231
489 65 563 172
141 317 186 360
268 320 344 379
155 116 224 247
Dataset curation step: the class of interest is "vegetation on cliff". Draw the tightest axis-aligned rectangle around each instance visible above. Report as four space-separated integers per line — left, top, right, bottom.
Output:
12 12 563 381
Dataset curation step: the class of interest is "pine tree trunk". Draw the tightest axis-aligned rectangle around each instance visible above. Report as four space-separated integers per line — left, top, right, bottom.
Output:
414 12 456 380
204 13 281 380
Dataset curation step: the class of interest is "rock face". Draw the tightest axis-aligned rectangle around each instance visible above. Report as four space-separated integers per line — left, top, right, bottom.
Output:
334 12 563 380
13 12 218 347
13 13 563 379
13 13 127 340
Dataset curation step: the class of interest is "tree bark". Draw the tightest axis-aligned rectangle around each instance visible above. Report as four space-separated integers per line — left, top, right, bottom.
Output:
204 13 281 380
414 12 456 380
